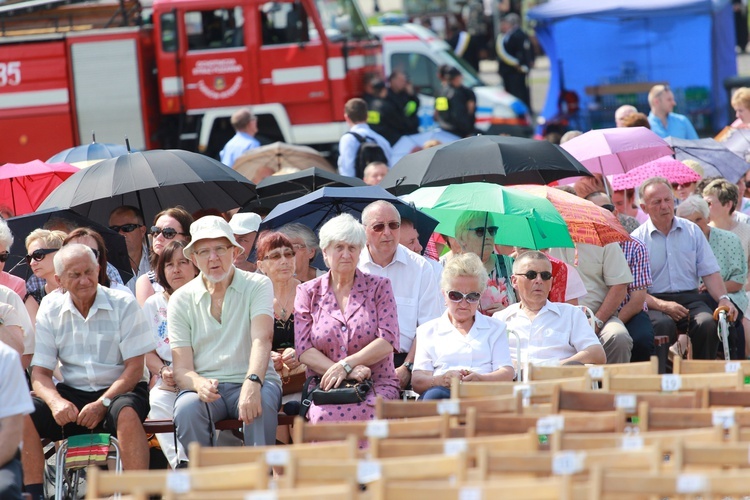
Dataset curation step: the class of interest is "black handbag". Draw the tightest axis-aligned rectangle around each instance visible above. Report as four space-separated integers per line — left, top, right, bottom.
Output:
299 375 373 419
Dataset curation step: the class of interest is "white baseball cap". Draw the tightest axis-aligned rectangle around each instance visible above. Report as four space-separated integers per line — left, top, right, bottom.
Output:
229 212 262 235
183 216 243 257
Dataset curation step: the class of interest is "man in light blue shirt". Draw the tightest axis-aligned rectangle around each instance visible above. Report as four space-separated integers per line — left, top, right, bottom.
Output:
646 84 699 139
337 98 392 178
632 177 736 359
220 108 261 167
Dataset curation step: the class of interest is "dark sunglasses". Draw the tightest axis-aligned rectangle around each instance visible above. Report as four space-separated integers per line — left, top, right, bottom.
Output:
0 252 9 263
151 226 187 240
671 182 694 190
601 204 616 213
370 221 401 232
515 270 553 281
109 223 142 233
25 248 59 265
447 290 482 303
469 226 498 238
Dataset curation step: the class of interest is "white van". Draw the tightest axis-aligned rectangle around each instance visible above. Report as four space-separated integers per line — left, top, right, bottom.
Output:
372 23 533 137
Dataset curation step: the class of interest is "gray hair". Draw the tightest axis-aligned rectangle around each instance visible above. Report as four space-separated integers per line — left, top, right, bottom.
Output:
512 250 550 274
361 200 400 227
279 223 319 252
638 176 671 201
0 218 13 248
676 195 709 219
319 213 366 252
53 243 98 276
441 252 487 294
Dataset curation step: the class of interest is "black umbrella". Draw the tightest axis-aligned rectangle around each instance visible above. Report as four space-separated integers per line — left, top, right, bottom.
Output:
380 135 592 196
250 168 366 210
5 208 133 284
38 149 257 224
260 186 439 250
665 137 749 184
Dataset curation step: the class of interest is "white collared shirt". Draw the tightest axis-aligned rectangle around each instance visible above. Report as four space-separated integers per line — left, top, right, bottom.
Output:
414 310 513 376
494 300 600 365
0 284 34 355
32 285 154 391
359 244 444 353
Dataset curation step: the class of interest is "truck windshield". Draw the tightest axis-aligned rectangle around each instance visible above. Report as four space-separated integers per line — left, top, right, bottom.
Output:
435 49 483 88
313 0 370 40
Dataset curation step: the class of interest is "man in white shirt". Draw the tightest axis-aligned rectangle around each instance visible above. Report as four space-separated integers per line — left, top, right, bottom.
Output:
495 251 606 366
337 98 392 178
399 218 443 284
358 201 443 389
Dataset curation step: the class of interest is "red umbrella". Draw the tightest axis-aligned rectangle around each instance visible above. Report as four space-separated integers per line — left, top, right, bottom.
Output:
0 160 79 216
610 156 702 191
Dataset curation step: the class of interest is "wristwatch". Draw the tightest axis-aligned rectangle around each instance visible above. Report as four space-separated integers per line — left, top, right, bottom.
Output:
719 294 731 302
338 360 353 375
403 362 414 373
100 397 111 408
592 315 605 330
246 374 263 387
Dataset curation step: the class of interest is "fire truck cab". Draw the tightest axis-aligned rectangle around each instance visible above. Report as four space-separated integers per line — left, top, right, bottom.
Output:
152 0 382 157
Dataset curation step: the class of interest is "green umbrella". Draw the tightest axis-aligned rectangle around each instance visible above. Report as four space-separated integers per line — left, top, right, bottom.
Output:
402 183 574 250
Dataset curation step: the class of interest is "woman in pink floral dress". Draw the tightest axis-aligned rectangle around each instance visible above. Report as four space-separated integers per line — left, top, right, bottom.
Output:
294 213 400 423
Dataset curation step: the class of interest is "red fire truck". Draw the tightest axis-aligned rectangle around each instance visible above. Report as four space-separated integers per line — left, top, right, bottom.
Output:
0 0 382 163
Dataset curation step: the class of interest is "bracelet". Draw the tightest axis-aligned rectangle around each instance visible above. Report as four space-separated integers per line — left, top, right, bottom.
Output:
159 365 168 377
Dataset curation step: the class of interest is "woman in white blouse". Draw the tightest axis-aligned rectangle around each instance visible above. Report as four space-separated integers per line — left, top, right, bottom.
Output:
412 252 515 400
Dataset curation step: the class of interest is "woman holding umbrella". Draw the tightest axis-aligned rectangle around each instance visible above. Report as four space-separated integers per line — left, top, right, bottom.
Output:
136 208 193 306
453 211 516 316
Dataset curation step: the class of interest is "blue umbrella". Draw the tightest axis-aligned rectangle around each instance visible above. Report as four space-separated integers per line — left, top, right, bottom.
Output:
258 186 439 250
47 141 131 165
665 137 749 184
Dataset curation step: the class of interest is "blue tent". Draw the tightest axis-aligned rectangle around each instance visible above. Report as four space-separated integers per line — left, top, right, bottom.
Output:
528 0 736 134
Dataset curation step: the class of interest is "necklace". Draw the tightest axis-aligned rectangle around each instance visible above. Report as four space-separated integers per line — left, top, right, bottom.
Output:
276 294 293 320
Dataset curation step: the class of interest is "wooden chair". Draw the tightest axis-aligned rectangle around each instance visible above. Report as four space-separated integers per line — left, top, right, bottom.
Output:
188 435 358 468
672 441 750 471
551 426 724 455
176 484 356 500
280 452 467 489
375 393 522 420
291 414 451 444
451 377 590 407
588 468 750 498
85 461 268 500
527 357 658 383
673 357 750 380
378 477 573 500
636 401 750 433
600 371 744 392
550 387 703 415
704 388 750 407
466 409 627 437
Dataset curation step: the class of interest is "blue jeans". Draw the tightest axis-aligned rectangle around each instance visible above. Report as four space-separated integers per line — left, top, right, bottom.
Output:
421 386 451 400
625 311 655 362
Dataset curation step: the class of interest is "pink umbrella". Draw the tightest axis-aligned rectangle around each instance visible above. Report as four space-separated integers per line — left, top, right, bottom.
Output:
561 127 674 176
0 160 79 216
610 156 702 191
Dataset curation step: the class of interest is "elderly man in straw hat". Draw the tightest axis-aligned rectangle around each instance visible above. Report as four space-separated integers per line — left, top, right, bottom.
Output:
169 216 281 460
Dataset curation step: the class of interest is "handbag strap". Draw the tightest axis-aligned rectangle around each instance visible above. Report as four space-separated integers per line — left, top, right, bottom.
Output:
299 375 319 420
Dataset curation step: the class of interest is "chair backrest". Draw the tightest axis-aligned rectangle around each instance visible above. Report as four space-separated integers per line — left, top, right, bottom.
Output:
378 477 572 500
551 426 724 454
375 393 522 420
451 377 589 403
673 357 750 378
291 414 450 444
636 401 750 432
182 483 356 500
85 461 269 500
590 469 750 497
528 357 658 383
671 441 750 471
368 430 539 460
550 387 703 415
706 388 750 407
467 409 626 438
601 371 744 392
188 435 358 468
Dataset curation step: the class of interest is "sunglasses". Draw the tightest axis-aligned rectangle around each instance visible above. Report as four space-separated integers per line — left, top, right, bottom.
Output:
151 226 187 240
0 252 9 263
515 270 553 281
601 204 616 213
469 226 498 238
447 290 482 303
263 249 295 261
370 221 401 232
109 223 142 233
25 248 59 265
671 182 694 190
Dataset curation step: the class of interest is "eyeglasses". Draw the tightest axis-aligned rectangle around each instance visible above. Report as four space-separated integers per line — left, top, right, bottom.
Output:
447 290 482 303
370 221 401 232
25 248 59 265
193 245 231 259
0 252 9 263
263 249 295 261
469 226 498 238
671 182 694 190
514 270 553 281
109 223 142 233
151 226 188 240
601 204 616 213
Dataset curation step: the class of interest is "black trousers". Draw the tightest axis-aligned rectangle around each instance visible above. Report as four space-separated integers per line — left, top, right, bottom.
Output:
648 291 717 360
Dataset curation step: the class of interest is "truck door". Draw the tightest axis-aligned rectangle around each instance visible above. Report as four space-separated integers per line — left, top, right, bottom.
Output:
180 6 253 111
256 0 330 122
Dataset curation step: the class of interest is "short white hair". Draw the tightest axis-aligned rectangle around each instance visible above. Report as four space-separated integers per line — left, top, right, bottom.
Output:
441 252 487 294
53 243 97 276
676 195 709 219
318 213 366 252
0 218 13 248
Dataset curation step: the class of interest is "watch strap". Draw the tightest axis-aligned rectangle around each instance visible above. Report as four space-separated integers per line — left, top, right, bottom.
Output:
338 359 353 375
247 374 263 387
